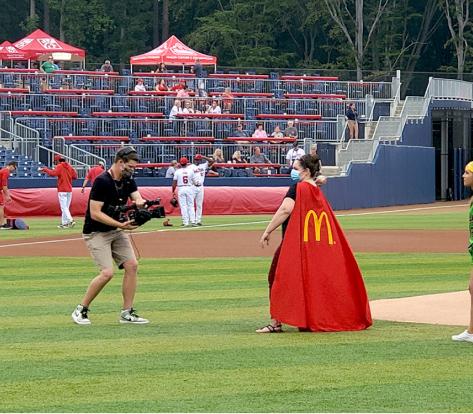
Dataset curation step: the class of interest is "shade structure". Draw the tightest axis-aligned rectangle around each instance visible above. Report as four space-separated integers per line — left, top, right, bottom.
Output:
13 29 85 62
130 35 216 66
0 41 29 61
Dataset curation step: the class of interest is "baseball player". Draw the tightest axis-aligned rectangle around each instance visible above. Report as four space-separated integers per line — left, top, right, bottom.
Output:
172 157 196 226
191 154 213 226
81 161 105 193
0 161 18 229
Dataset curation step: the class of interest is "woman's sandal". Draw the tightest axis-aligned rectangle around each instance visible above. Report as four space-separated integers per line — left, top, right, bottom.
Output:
255 324 283 333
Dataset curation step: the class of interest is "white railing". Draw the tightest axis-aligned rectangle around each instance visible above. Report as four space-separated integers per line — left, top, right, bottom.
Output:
424 77 473 101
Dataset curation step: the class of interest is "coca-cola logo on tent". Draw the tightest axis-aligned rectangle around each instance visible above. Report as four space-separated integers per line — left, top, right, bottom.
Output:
38 38 62 49
15 39 33 49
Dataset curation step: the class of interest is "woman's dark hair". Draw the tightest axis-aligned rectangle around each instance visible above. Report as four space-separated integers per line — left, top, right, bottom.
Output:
298 154 321 178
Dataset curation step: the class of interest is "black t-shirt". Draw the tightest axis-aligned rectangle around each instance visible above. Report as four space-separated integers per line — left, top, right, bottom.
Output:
83 171 138 234
281 183 297 237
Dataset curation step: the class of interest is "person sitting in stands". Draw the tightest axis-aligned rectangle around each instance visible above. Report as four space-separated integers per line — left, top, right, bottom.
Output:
177 87 190 99
182 100 195 114
284 120 298 138
40 77 49 93
286 141 306 167
232 150 247 163
249 146 271 174
157 63 167 73
156 79 168 91
100 60 114 72
233 123 249 138
222 87 234 113
171 80 186 92
252 122 268 138
40 56 56 74
271 125 284 138
212 148 225 163
206 100 222 114
169 99 182 120
134 78 146 92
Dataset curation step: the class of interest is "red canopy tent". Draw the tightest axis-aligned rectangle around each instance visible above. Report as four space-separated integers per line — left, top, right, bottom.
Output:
13 29 85 65
130 35 216 71
0 41 29 63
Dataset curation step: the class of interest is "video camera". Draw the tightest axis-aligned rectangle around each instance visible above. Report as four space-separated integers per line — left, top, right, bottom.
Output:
107 198 165 226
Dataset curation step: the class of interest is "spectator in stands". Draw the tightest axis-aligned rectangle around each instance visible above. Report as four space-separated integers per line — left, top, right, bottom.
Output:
283 120 298 138
252 123 268 138
286 141 306 167
176 87 190 99
155 79 169 92
271 125 284 138
212 148 225 163
206 100 222 114
169 99 182 120
222 88 234 113
40 56 56 74
310 144 318 158
165 160 179 178
346 103 359 139
134 78 146 92
40 154 78 229
100 60 114 72
250 146 271 174
157 63 167 73
233 123 249 138
194 59 204 78
182 100 195 114
0 161 18 229
232 150 247 164
81 161 105 193
171 80 186 92
40 77 49 93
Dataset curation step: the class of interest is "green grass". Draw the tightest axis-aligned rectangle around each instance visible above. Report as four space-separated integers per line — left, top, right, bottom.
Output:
0 208 469 242
1 254 472 412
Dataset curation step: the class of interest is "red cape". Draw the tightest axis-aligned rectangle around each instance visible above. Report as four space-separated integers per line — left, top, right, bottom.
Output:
270 182 372 331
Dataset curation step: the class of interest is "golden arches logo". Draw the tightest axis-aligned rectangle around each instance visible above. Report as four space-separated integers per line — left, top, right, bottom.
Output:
303 210 334 245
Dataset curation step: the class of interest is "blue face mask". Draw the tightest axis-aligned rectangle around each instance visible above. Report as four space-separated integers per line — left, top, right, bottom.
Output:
290 169 301 182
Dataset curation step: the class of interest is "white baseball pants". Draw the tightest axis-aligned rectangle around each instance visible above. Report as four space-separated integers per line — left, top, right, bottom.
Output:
178 186 196 225
58 191 73 225
193 186 204 223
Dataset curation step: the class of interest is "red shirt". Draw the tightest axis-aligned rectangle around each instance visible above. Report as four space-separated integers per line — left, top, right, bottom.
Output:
86 165 105 185
42 162 78 192
0 167 10 190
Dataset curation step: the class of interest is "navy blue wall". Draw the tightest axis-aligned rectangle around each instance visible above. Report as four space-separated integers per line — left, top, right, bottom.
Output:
323 144 435 210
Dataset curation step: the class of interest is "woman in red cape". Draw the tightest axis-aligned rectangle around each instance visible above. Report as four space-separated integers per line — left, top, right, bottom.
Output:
257 155 372 333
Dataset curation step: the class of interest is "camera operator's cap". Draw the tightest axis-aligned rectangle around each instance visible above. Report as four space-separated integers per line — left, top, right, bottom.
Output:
179 157 189 166
194 154 202 160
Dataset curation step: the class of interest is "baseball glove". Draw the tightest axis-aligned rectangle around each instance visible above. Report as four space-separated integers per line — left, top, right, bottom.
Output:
170 196 179 208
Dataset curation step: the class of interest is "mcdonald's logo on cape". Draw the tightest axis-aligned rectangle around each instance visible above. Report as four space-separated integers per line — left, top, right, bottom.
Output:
270 182 372 332
303 210 334 245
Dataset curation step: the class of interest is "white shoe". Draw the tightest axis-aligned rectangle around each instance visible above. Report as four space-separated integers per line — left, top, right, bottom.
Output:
69 220 76 228
71 304 91 325
452 330 473 342
119 308 149 324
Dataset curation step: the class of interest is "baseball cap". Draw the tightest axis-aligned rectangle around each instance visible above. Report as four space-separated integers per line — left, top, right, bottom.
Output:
179 157 188 166
194 154 202 160
54 154 63 162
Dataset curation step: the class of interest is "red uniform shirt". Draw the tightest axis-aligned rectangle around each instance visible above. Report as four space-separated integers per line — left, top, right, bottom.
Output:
42 162 78 192
86 165 105 185
0 167 10 204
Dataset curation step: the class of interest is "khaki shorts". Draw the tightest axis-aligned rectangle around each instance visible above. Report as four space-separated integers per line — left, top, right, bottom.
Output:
83 229 136 270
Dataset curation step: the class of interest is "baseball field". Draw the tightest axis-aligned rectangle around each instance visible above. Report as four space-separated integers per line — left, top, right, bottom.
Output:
1 201 472 412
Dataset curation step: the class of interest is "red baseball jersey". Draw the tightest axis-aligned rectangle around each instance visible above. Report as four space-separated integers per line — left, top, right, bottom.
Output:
86 165 105 185
42 162 78 192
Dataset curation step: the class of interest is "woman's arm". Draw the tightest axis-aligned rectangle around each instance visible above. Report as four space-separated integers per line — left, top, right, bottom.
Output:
260 197 295 247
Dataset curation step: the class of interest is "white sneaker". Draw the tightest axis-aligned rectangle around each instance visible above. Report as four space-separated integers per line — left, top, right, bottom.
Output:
71 304 91 325
69 220 76 228
452 330 473 342
119 308 149 324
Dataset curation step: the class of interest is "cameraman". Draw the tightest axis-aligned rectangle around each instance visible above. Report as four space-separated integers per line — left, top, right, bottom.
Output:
72 147 149 325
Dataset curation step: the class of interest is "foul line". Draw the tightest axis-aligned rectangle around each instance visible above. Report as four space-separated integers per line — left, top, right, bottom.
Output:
0 203 467 249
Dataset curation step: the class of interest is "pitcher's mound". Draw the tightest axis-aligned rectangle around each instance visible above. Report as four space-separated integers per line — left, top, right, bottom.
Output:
370 291 469 326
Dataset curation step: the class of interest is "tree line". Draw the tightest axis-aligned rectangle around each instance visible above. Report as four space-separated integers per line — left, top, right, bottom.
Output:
1 0 472 92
